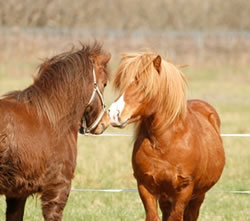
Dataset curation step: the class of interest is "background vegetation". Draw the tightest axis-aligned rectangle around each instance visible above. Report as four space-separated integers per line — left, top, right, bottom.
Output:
1 0 250 31
0 1 249 220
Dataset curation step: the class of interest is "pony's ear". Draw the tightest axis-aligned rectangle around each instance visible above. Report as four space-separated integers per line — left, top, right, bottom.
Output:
153 55 161 74
94 53 111 65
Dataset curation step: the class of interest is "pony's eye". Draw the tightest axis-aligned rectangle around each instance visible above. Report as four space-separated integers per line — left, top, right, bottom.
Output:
104 83 107 88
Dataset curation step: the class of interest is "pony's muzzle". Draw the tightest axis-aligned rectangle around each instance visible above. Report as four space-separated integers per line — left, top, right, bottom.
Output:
108 108 129 128
91 111 110 134
108 108 120 126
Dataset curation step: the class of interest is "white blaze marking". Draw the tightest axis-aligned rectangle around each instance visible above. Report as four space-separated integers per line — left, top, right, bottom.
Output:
109 94 125 125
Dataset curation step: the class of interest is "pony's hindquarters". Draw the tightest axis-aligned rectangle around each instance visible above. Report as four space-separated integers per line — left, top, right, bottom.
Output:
188 99 225 193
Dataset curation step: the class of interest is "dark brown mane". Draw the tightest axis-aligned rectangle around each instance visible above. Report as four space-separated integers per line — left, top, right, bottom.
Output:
4 42 106 133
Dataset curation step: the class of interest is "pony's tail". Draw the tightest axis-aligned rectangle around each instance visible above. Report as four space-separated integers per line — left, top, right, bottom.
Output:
208 112 221 134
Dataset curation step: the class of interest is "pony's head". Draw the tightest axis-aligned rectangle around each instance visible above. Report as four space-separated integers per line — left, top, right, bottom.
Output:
35 43 111 135
109 52 187 128
80 51 111 134
81 51 111 134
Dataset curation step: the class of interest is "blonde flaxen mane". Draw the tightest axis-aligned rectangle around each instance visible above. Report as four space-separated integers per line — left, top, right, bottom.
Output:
114 52 187 126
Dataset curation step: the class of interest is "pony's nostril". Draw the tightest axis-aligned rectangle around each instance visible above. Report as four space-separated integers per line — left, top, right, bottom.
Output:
108 109 110 113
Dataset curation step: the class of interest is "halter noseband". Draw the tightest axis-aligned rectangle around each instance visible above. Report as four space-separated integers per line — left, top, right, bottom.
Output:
80 66 106 134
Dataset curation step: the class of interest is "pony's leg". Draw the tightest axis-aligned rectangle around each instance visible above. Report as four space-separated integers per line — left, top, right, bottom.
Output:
6 197 27 221
159 196 172 221
138 183 160 221
184 194 205 221
168 185 193 221
41 182 71 221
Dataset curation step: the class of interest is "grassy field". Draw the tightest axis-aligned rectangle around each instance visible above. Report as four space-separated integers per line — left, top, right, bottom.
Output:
0 53 250 220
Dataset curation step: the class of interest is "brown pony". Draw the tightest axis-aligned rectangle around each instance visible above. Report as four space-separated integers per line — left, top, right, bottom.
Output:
0 42 110 221
109 52 225 221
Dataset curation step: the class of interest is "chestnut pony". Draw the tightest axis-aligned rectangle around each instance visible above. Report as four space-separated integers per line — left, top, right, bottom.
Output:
109 52 225 221
0 43 110 221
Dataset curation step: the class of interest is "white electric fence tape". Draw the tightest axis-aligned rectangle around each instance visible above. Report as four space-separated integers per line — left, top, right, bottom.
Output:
71 189 250 194
76 132 250 194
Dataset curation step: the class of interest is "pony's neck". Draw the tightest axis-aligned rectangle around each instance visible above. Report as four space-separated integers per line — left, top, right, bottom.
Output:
136 106 186 146
26 80 87 133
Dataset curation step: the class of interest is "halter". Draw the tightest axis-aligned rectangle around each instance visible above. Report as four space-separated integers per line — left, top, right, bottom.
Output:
80 65 106 134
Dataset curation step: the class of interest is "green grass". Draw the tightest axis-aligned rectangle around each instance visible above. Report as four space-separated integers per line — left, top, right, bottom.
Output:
0 59 250 220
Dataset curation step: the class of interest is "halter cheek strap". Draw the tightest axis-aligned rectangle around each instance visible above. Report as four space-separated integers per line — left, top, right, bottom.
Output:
80 66 106 134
